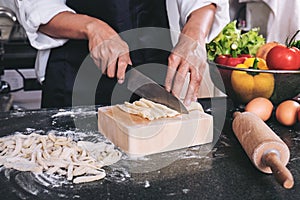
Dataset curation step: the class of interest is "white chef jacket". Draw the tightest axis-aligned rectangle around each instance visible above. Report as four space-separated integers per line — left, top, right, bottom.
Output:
2 0 229 83
239 0 300 43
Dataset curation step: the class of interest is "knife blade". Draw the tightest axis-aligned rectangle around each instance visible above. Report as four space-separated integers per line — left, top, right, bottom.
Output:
125 66 189 114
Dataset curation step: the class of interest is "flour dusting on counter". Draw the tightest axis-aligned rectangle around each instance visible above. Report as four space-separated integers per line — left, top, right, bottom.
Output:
144 180 150 188
51 108 97 118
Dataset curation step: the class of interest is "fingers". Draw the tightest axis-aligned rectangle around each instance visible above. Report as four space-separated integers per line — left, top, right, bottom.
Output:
167 52 206 106
106 60 117 78
171 62 189 99
167 36 208 106
116 53 132 84
90 45 108 74
90 36 131 82
107 51 131 80
183 64 204 106
100 57 108 74
90 49 101 68
165 53 181 92
103 52 131 84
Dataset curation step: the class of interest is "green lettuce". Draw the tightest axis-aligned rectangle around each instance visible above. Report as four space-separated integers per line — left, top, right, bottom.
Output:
206 20 265 61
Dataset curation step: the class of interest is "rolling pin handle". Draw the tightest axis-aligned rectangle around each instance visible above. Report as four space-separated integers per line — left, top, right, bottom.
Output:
233 111 241 119
263 151 294 189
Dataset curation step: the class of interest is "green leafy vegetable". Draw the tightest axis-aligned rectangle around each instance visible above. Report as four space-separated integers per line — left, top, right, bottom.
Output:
291 40 300 49
206 20 265 61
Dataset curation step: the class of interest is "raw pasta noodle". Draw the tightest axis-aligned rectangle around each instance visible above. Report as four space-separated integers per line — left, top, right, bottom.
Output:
73 172 106 184
117 98 180 120
117 98 205 120
0 132 122 184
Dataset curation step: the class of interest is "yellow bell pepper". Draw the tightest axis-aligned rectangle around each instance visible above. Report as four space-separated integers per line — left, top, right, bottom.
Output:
231 58 275 103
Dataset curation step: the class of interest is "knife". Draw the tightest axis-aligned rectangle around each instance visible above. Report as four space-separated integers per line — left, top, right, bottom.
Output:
125 66 189 114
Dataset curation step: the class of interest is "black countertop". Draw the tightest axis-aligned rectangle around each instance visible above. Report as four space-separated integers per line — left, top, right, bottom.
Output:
0 98 299 200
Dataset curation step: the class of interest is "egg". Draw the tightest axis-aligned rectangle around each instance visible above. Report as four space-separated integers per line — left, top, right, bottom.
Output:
276 100 300 126
298 107 300 122
245 97 273 121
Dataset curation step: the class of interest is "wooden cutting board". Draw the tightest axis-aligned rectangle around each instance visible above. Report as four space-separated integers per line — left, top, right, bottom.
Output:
98 105 213 157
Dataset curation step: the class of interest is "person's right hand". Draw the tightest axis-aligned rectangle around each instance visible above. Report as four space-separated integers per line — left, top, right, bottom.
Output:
38 12 132 83
87 21 132 84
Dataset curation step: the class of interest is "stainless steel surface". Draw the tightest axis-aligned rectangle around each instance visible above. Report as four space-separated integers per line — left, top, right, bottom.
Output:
0 6 36 69
0 7 16 22
208 61 300 105
0 6 17 41
0 93 12 112
127 67 189 114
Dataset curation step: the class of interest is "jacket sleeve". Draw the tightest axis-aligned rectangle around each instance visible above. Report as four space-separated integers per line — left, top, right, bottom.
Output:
2 0 75 50
167 0 230 43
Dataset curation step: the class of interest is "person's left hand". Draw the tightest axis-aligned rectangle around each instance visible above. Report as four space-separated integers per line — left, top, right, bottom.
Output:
165 4 216 106
165 34 207 106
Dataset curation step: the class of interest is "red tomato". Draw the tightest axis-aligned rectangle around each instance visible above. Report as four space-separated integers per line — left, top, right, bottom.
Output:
266 45 300 70
292 47 300 69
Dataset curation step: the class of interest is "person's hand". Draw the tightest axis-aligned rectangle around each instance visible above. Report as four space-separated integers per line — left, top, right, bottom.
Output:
165 4 216 106
165 34 207 106
87 21 132 84
38 12 132 84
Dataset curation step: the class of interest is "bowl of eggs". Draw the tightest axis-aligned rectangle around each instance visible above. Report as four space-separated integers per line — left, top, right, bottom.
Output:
208 60 300 106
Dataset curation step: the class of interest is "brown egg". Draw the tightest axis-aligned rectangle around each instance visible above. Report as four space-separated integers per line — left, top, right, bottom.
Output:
276 100 300 126
298 107 300 122
245 97 273 121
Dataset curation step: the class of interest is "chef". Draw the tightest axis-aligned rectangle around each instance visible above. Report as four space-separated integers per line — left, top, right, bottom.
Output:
3 0 229 108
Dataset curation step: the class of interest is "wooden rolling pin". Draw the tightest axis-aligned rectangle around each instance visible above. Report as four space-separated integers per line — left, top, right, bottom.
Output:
232 112 294 189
